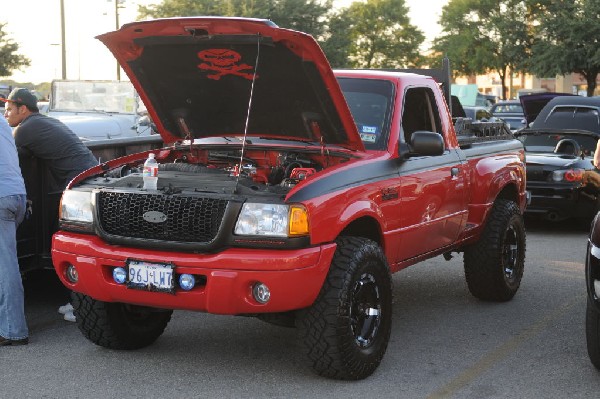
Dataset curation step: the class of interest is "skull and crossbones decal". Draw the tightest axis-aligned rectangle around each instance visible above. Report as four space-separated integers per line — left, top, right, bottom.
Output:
197 49 257 81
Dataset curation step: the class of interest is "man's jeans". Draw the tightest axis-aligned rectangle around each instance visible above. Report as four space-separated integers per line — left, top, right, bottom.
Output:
0 194 27 340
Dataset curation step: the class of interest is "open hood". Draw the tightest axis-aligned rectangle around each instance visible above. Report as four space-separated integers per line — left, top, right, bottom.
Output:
519 92 576 125
96 17 363 151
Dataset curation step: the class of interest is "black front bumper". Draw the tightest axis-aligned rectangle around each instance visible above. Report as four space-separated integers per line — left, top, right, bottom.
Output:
525 182 598 221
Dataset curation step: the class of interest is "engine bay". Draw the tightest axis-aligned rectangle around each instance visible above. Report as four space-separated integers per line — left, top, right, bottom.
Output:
79 145 352 197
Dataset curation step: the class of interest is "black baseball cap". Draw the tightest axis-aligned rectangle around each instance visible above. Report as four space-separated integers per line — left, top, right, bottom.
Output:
0 88 38 109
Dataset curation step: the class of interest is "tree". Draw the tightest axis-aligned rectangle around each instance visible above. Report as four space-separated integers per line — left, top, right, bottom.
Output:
0 22 30 78
319 8 354 68
343 0 424 68
433 0 532 99
136 0 331 39
530 0 600 97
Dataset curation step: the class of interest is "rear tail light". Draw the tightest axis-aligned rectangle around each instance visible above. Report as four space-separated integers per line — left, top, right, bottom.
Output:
552 168 584 182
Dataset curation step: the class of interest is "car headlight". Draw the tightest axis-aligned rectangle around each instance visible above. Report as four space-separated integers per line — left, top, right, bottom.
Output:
234 203 309 237
59 190 94 223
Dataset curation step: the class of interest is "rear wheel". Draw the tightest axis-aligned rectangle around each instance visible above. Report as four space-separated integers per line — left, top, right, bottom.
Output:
464 199 526 301
72 292 172 350
297 237 392 380
586 298 600 369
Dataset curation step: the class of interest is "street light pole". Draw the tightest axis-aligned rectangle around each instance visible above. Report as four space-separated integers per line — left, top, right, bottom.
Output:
60 0 67 79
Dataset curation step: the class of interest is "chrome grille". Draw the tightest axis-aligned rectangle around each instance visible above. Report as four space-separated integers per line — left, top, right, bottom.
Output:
97 192 228 243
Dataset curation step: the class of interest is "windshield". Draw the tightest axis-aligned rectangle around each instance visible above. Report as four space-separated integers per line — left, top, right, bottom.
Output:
50 80 140 114
337 78 394 150
517 132 598 155
543 106 600 131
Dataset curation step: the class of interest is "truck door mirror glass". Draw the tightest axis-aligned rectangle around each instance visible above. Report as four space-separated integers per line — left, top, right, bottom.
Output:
409 131 445 156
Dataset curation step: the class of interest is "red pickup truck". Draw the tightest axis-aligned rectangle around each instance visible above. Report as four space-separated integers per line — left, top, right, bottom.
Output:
51 17 527 380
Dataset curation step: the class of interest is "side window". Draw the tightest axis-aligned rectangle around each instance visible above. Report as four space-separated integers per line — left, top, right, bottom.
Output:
401 87 442 144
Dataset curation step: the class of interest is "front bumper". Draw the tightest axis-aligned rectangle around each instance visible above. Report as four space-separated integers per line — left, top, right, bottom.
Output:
52 232 336 315
525 183 597 220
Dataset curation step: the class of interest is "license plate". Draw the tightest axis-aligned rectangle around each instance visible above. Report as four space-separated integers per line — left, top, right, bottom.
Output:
126 259 175 294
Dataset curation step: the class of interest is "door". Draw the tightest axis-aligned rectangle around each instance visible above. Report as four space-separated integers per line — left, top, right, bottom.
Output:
397 87 467 260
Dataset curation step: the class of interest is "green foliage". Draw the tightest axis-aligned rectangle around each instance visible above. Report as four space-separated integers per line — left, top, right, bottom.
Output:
433 0 532 99
136 0 330 39
530 0 600 96
343 0 424 68
0 22 31 78
319 9 354 68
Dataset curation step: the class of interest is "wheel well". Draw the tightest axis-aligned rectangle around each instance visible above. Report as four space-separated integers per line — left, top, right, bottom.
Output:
496 183 519 205
339 216 382 246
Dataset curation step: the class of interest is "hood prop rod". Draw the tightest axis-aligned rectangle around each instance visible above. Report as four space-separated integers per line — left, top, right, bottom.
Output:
235 34 261 192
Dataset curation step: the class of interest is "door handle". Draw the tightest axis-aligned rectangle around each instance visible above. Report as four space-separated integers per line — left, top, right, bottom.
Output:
451 167 460 177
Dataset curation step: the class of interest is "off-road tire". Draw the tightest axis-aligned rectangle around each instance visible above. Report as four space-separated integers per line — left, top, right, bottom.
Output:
296 236 392 380
586 298 600 369
72 292 173 350
464 199 526 301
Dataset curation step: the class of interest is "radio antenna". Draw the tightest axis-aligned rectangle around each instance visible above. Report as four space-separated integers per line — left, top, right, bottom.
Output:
235 34 261 190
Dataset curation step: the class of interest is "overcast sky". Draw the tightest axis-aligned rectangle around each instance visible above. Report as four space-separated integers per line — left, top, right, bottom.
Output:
2 0 447 84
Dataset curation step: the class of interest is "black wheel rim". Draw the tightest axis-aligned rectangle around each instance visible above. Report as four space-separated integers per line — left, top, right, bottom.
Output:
350 272 382 348
503 223 520 282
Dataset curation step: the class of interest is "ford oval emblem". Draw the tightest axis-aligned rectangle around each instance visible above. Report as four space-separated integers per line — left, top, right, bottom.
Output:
143 211 167 223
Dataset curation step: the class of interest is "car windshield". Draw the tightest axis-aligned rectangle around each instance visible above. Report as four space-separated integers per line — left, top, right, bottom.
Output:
543 106 600 131
50 80 139 114
517 132 598 155
492 103 523 114
337 77 394 151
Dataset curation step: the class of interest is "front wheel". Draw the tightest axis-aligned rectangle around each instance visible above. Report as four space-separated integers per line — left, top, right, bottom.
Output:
296 237 393 380
464 199 526 301
72 292 173 350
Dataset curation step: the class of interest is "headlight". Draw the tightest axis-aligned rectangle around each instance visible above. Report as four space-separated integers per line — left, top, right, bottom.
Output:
59 190 94 223
234 203 309 237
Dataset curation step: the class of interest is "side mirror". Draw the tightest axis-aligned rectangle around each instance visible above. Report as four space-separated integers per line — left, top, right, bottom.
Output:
408 131 445 156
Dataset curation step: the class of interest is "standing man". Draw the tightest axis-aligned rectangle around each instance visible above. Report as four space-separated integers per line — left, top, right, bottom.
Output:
0 111 28 346
4 88 98 190
3 88 98 323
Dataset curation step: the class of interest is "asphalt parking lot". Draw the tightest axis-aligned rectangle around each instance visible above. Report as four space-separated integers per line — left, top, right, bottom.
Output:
2 218 600 399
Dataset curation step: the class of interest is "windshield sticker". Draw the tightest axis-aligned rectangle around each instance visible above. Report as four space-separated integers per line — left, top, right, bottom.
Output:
197 49 257 81
360 132 377 143
359 125 378 143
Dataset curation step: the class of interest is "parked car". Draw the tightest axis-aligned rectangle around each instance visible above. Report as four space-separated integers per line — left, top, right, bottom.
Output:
462 105 494 121
515 95 600 224
586 213 600 369
50 18 526 380
490 100 526 132
47 80 152 140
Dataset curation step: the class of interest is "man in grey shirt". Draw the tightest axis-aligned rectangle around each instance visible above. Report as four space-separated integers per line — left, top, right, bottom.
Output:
4 88 98 190
0 113 28 346
4 88 98 323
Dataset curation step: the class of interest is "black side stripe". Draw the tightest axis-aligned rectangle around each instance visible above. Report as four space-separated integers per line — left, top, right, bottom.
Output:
287 150 462 203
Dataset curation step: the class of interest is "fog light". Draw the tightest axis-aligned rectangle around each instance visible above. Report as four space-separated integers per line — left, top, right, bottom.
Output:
252 282 270 304
65 264 78 283
179 274 196 291
113 267 127 284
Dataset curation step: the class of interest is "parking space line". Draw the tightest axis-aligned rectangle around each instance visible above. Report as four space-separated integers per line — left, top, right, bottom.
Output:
425 295 584 399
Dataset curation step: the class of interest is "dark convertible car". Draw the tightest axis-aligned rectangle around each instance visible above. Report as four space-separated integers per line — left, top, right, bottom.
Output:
515 95 600 224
